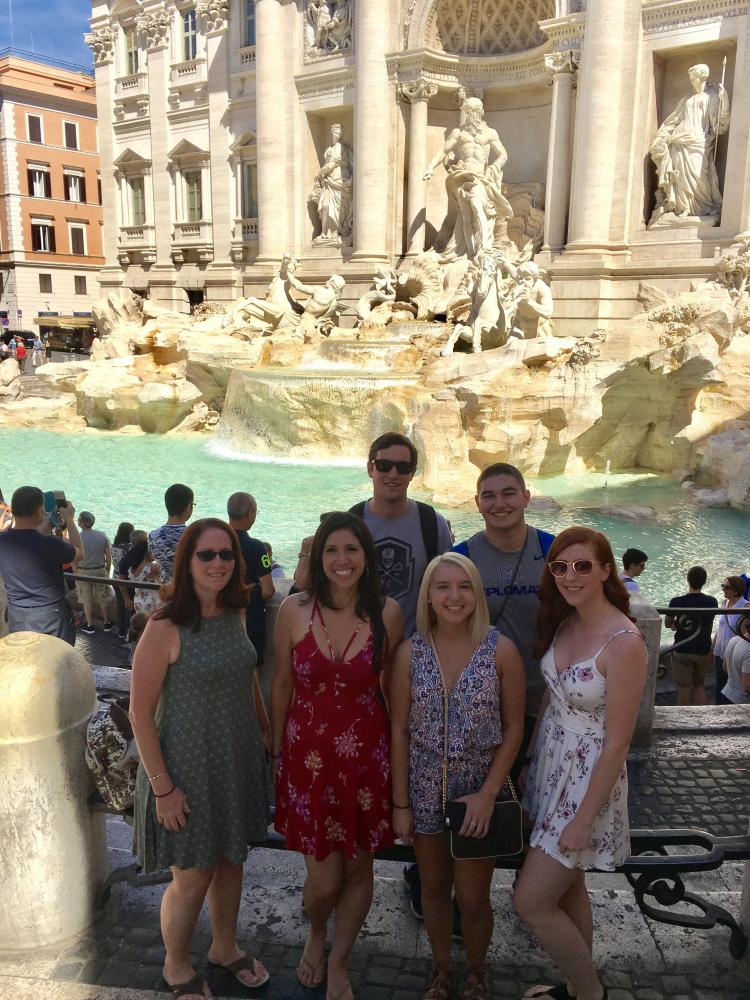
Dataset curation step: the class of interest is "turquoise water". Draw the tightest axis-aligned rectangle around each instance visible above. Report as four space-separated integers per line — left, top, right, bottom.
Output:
1 427 748 608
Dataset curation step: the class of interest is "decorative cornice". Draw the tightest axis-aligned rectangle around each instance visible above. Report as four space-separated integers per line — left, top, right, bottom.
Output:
538 12 584 52
85 26 115 65
113 118 152 136
197 0 230 34
642 0 749 34
398 78 438 103
387 46 550 91
137 11 171 50
167 107 210 126
295 65 355 98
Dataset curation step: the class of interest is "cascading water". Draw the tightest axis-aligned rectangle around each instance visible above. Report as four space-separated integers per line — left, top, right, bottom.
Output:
217 367 426 461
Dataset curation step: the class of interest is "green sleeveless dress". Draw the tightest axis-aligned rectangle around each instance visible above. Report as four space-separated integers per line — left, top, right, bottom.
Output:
133 612 269 872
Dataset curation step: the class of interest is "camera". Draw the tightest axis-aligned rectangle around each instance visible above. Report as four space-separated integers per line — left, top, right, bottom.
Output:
53 490 68 509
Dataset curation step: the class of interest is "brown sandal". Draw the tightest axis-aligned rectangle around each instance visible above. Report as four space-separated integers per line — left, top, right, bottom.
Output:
162 972 212 999
460 972 489 1000
423 965 452 1000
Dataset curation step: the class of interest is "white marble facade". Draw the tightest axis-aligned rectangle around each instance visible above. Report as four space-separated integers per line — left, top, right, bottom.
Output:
89 0 750 328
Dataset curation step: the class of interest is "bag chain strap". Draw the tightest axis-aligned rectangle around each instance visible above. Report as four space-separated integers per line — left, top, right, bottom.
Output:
432 635 519 812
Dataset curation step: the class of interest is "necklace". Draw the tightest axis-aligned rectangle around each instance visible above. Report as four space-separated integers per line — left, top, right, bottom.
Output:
316 603 363 664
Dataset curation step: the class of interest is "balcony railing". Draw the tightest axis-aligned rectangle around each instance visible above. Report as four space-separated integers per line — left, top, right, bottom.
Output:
239 45 256 67
170 58 206 86
241 218 258 240
115 71 148 97
119 225 156 247
172 220 213 246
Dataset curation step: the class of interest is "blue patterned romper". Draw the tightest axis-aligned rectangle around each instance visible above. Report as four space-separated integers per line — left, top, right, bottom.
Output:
408 630 502 835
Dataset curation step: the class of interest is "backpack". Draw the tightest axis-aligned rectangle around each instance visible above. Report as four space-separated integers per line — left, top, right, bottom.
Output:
349 500 440 563
85 698 139 812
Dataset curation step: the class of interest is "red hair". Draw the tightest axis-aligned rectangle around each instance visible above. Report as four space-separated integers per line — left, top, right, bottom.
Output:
153 518 249 632
536 526 632 657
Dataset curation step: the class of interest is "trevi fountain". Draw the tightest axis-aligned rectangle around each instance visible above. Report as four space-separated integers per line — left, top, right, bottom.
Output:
1 1 750 565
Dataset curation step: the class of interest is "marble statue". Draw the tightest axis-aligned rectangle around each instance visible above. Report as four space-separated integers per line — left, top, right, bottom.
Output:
508 262 554 339
309 123 353 246
288 268 346 339
305 0 351 56
441 249 515 355
649 63 731 228
222 253 300 335
424 96 514 261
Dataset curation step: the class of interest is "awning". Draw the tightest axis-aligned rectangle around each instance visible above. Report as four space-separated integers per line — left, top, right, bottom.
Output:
33 315 96 328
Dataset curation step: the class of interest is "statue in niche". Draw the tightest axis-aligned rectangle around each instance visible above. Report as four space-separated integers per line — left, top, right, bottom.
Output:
306 0 351 57
648 63 731 228
423 96 514 261
309 123 353 246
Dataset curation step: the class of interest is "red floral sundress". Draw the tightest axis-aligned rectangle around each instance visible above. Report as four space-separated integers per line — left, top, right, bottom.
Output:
274 602 394 861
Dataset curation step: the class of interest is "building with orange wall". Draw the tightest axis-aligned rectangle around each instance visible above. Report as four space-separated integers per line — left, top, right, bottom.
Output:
0 50 103 347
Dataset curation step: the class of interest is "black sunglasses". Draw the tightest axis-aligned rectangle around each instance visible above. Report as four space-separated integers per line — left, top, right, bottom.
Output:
372 459 415 475
195 548 236 563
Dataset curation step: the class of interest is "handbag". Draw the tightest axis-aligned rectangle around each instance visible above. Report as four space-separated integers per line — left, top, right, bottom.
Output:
433 638 524 861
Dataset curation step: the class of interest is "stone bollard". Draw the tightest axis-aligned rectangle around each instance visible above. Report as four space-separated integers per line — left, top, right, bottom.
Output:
0 632 106 950
631 597 662 747
741 818 750 939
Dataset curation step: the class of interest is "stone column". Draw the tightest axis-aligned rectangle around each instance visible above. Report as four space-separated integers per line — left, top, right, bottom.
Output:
86 27 119 272
203 9 232 272
400 79 437 255
255 0 289 262
353 0 391 261
722 17 750 237
542 52 577 253
144 43 173 269
566 0 640 251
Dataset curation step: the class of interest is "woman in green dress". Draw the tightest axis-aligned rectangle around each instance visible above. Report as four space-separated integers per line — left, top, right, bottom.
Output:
131 517 271 1000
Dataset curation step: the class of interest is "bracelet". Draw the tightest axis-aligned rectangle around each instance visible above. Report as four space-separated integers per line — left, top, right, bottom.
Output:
392 802 410 810
148 771 167 784
297 552 310 559
154 785 176 799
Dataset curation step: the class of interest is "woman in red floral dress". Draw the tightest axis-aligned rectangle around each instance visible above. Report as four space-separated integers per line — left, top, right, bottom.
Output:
271 511 402 1000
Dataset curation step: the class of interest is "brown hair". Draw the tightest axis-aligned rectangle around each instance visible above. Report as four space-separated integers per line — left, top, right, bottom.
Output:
153 518 249 631
367 432 418 467
724 575 746 599
536 526 632 657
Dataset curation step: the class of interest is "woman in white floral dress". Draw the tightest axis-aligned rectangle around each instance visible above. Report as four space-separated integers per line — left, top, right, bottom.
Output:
513 527 646 1000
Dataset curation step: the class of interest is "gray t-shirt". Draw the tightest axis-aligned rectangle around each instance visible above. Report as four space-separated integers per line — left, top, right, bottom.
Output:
455 526 553 714
721 634 750 705
361 500 452 638
79 528 110 569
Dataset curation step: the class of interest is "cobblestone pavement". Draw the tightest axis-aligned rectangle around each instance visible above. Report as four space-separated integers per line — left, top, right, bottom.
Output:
46 910 749 1000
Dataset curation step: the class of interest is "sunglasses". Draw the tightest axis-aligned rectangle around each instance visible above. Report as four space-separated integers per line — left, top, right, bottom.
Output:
195 548 236 563
372 459 415 475
548 559 603 578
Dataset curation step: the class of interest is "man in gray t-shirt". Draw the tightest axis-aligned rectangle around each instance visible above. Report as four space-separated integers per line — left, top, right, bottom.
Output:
351 433 452 637
454 463 554 716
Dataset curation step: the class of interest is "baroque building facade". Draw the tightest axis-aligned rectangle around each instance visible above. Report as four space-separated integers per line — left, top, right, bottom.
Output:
89 0 750 330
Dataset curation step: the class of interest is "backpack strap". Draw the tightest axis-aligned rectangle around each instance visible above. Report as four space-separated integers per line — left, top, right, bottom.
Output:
452 540 470 558
416 501 439 563
349 501 367 520
537 529 555 559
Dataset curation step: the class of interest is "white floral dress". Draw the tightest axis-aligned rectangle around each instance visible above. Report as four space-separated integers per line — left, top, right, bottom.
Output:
523 628 641 871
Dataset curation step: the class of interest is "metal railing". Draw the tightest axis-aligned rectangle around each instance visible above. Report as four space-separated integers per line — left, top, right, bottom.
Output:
0 47 94 77
64 571 161 592
656 606 750 655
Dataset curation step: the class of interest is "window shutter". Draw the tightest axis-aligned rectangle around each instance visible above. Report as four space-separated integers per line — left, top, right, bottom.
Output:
28 116 42 142
64 122 78 149
48 227 56 253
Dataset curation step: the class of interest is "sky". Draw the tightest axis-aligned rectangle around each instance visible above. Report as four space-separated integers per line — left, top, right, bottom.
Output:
0 0 93 71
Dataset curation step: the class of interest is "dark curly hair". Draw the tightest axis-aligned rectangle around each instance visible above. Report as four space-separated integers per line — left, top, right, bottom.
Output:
536 526 632 657
305 511 387 671
153 518 249 632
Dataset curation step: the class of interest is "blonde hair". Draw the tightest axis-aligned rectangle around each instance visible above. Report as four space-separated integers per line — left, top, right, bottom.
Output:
415 552 490 646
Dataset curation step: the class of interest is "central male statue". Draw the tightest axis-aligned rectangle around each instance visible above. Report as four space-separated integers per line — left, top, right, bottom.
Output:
424 96 513 260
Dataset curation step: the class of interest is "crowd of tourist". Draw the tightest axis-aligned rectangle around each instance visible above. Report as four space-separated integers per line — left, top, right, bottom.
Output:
0 430 748 1000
